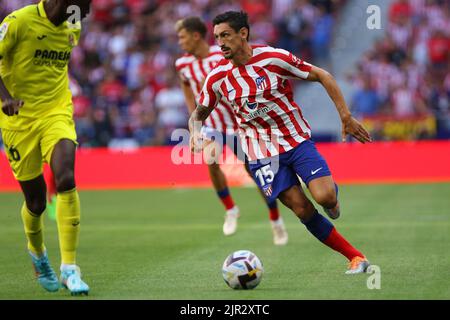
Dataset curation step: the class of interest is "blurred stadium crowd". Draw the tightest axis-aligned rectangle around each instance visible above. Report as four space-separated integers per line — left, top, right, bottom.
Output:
1 0 449 147
349 0 449 139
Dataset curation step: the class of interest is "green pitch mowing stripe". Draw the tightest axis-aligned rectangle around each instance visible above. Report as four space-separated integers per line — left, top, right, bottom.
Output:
0 183 449 299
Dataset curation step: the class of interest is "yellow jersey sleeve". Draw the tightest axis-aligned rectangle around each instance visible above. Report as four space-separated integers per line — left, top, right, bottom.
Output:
0 14 23 60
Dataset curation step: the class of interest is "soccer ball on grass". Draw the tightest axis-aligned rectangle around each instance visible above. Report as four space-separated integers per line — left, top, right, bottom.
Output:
222 250 263 290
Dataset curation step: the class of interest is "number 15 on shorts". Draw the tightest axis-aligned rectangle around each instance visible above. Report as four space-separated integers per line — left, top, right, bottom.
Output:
255 165 274 187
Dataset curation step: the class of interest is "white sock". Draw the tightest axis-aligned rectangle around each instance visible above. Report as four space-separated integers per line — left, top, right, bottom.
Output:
271 217 284 225
226 206 239 215
60 263 77 272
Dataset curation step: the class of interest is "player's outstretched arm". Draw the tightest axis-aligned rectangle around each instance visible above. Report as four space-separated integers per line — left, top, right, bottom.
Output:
0 75 23 116
305 65 372 143
188 104 213 152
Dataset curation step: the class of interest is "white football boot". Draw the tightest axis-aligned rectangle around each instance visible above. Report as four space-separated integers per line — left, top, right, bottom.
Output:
223 206 239 236
270 217 288 246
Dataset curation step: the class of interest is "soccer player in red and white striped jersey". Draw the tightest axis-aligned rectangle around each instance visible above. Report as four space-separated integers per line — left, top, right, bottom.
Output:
175 17 288 244
175 42 236 133
190 11 373 274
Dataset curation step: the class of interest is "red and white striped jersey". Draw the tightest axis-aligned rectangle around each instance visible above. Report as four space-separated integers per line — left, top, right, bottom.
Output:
199 45 313 161
175 45 238 133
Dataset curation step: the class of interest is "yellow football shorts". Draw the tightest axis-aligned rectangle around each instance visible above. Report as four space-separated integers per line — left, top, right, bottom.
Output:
1 115 77 181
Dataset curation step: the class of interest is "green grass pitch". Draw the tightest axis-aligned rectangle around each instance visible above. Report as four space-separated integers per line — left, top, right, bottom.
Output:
0 183 449 299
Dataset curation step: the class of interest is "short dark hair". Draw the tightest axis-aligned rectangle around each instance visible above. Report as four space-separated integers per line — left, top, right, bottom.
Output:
213 11 250 41
175 17 207 38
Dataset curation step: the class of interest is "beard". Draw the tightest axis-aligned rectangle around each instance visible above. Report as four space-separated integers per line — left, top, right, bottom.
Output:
222 47 232 59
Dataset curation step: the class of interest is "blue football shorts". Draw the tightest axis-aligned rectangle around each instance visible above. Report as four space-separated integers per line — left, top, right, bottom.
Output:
248 139 332 202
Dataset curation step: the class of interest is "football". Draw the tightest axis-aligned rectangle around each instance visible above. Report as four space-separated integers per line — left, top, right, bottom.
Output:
222 250 264 290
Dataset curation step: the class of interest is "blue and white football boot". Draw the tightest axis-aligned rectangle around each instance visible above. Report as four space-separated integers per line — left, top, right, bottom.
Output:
29 250 60 292
60 265 90 296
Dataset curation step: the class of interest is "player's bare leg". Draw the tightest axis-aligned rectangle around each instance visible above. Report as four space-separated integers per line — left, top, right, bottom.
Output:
50 139 89 295
20 176 48 220
243 162 288 245
203 140 239 236
308 176 340 220
44 166 57 220
278 185 316 221
278 185 369 274
19 176 59 292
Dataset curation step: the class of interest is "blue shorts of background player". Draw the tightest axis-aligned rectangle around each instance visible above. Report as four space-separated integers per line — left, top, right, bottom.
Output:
248 139 340 219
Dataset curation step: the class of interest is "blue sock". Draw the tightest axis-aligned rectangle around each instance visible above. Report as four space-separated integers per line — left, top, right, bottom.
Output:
217 188 230 199
335 183 339 198
301 210 334 242
267 200 277 209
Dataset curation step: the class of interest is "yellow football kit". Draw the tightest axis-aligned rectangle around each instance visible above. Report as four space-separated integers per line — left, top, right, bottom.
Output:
0 0 80 181
1 1 85 271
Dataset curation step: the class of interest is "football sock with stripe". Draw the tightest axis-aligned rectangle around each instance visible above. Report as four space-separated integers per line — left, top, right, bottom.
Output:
302 210 364 261
217 187 236 211
268 200 280 221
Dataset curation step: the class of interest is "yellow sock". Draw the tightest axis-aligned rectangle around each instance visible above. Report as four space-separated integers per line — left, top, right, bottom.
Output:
21 203 45 256
56 188 81 265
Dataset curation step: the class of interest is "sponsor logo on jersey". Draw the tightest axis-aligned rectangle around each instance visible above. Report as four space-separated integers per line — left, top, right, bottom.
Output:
246 101 258 111
242 102 273 121
34 49 71 61
33 49 72 68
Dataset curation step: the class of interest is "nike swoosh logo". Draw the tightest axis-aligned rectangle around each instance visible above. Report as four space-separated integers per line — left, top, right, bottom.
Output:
311 167 323 175
72 221 80 226
37 35 47 40
227 88 235 93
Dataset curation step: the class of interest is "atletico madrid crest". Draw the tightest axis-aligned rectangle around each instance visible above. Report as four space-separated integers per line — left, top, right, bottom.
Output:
263 184 273 197
255 76 267 90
